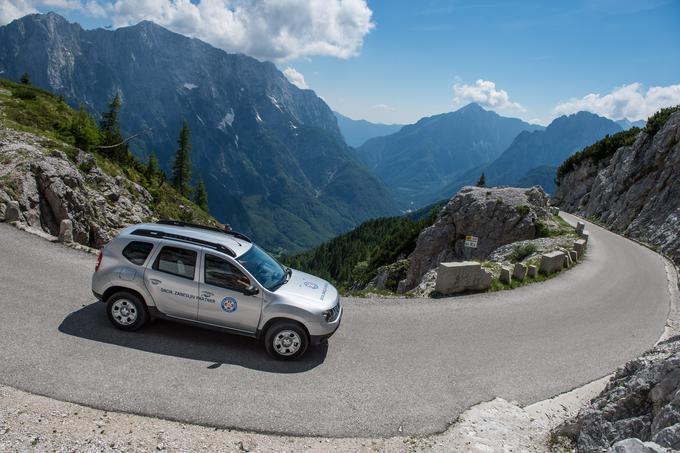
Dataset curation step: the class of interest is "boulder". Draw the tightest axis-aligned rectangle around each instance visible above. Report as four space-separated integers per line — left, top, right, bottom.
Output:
500 267 512 284
58 219 73 243
527 265 538 278
4 200 22 223
401 186 552 292
540 251 566 274
435 261 492 295
555 336 680 452
570 250 579 262
574 239 587 256
576 221 586 235
607 438 668 453
512 263 527 281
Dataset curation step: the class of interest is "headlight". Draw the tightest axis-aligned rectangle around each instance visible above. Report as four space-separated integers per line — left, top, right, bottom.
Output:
323 303 340 322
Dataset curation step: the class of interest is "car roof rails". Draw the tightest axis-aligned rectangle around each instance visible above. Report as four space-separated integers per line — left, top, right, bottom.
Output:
132 228 236 257
156 220 252 243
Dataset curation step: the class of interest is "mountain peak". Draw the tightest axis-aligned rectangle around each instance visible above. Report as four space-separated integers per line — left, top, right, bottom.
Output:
458 102 486 113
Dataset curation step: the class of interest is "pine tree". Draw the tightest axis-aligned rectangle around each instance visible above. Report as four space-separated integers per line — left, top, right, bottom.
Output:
99 92 128 162
476 172 486 187
20 72 30 85
146 153 161 180
172 120 192 197
70 104 101 152
194 178 209 211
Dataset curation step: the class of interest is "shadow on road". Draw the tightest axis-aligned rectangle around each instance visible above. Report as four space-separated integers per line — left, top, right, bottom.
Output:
58 302 327 373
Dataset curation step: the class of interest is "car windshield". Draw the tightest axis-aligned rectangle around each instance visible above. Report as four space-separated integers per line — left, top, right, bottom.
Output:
236 244 287 291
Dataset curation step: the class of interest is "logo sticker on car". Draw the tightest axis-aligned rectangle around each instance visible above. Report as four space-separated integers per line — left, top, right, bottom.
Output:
220 296 238 313
304 281 319 289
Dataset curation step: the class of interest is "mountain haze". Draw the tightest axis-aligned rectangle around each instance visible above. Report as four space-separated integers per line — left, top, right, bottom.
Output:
438 111 623 197
333 111 404 147
0 13 397 252
356 103 542 208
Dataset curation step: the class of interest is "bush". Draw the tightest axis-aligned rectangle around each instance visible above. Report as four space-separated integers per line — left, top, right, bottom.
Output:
557 128 640 182
509 243 536 263
14 87 37 100
644 105 680 137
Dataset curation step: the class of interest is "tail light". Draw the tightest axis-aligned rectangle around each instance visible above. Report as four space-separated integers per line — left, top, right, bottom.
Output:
95 251 103 272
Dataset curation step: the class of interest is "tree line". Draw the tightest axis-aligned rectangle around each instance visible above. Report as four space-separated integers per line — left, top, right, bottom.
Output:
64 84 208 211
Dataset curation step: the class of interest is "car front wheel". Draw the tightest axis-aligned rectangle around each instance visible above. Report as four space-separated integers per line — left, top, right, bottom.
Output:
106 291 148 331
264 321 309 360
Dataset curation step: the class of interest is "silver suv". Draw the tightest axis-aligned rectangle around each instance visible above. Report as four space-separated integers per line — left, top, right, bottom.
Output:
91 221 342 360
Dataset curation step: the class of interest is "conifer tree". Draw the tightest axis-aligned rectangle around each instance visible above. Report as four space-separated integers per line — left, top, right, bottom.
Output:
20 72 30 85
172 120 192 197
70 104 100 152
194 178 209 211
99 92 128 162
146 153 161 180
476 172 486 187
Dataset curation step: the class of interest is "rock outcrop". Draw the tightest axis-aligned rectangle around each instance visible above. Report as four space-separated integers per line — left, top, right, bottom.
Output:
0 126 153 247
557 335 680 452
555 111 680 263
399 186 553 292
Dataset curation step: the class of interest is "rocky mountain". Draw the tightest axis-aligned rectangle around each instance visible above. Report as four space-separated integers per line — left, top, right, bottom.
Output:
333 111 403 148
0 79 216 247
355 103 542 208
555 107 680 263
0 13 397 252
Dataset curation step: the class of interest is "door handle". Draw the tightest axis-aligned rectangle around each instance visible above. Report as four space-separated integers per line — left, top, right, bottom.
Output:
150 278 162 285
202 291 213 297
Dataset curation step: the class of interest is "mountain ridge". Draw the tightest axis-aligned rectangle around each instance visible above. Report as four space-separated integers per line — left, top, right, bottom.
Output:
356 103 543 208
333 111 404 148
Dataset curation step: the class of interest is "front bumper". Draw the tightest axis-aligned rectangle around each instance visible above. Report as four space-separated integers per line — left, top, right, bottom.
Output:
310 306 342 345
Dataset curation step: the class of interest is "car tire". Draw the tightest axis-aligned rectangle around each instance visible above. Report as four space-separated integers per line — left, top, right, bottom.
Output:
264 321 309 360
106 291 148 331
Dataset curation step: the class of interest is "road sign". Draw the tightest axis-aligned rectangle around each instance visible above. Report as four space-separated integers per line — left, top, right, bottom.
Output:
464 235 478 248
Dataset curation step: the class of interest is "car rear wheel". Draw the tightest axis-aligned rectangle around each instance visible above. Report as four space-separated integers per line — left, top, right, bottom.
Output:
106 291 148 331
264 321 309 360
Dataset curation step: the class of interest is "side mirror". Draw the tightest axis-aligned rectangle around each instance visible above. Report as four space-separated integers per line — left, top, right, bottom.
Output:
243 286 259 296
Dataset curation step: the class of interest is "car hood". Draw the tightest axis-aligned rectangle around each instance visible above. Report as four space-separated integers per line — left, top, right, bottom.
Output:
274 269 338 306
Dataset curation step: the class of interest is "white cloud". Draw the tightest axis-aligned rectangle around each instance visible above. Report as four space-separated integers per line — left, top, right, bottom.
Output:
553 83 680 121
1 0 374 61
453 79 525 113
0 0 37 24
283 66 308 89
108 0 374 61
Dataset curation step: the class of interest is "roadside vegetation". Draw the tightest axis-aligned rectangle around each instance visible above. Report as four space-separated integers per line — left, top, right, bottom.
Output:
0 77 217 225
282 205 440 292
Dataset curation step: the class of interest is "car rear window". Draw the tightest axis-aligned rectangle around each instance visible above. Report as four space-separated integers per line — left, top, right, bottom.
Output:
122 241 154 265
153 246 197 280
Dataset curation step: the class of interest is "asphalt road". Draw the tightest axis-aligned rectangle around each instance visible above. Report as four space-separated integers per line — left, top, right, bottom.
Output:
0 214 672 437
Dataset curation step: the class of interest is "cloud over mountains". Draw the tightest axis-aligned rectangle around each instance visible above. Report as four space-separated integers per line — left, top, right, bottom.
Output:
1 0 374 61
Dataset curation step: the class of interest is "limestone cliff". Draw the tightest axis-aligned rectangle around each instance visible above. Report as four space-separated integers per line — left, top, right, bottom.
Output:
399 186 554 292
555 111 680 263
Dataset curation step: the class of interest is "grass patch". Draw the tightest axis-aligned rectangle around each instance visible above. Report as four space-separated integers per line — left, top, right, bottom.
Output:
508 243 537 263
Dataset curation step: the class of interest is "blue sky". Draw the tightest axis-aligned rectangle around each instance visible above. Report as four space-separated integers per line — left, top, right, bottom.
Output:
4 0 679 125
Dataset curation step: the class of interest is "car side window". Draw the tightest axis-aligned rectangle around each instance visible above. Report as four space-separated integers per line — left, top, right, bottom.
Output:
122 241 154 265
153 246 197 280
205 254 251 292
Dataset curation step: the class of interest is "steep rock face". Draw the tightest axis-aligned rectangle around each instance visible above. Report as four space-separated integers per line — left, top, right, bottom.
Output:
356 103 541 208
0 13 396 252
557 336 680 452
555 112 680 263
0 126 153 247
399 186 551 292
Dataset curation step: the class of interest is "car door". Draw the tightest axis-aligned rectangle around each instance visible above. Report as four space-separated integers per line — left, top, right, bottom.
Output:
198 252 263 333
144 242 200 320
